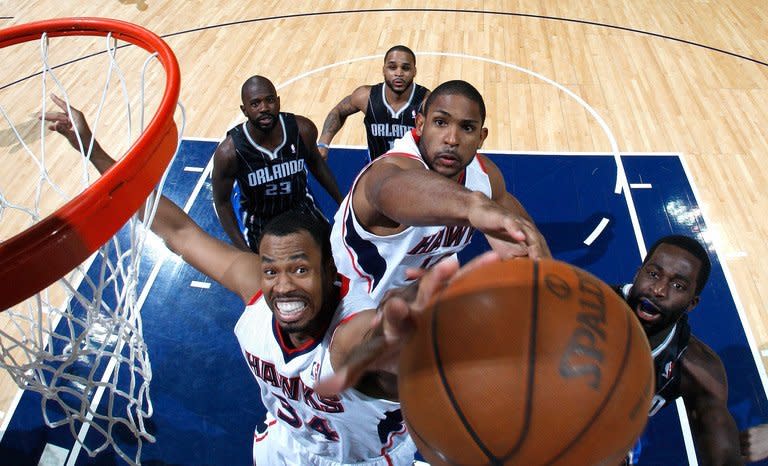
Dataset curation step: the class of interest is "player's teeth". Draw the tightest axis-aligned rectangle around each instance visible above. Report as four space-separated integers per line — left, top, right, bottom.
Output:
277 301 303 313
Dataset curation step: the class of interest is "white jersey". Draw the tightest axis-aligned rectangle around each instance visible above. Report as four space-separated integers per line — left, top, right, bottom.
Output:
234 282 416 465
331 129 493 304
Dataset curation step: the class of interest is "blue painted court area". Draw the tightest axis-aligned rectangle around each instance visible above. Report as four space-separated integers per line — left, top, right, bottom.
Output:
1 141 766 465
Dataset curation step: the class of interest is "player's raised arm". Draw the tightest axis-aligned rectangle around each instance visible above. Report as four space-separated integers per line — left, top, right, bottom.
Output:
44 96 262 303
356 156 531 255
317 85 369 159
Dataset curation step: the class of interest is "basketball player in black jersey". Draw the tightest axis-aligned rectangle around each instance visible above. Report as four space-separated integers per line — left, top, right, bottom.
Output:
212 76 343 252
317 45 429 162
616 235 742 465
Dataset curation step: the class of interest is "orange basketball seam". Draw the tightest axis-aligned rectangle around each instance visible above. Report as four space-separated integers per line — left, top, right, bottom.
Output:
431 261 540 466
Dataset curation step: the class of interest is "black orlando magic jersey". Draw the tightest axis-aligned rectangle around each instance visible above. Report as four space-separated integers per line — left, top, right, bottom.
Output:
228 113 314 220
615 284 690 416
363 82 429 160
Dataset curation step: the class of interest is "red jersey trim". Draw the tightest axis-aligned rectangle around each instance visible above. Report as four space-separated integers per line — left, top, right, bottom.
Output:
475 153 487 172
273 317 321 355
247 290 263 305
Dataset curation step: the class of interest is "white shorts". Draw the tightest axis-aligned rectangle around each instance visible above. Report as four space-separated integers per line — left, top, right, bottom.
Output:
252 414 418 466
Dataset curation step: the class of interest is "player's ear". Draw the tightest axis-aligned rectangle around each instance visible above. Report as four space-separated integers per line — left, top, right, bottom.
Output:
415 112 425 136
324 256 337 284
240 104 246 117
478 127 488 149
686 295 700 312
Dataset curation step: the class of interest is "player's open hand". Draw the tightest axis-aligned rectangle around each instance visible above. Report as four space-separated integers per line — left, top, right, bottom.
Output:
42 95 94 152
315 251 500 396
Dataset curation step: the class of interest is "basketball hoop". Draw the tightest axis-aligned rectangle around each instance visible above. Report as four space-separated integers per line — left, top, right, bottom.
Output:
0 17 181 465
0 18 179 310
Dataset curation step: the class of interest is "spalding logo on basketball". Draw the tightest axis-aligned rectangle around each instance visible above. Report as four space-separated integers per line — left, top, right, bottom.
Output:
398 258 654 466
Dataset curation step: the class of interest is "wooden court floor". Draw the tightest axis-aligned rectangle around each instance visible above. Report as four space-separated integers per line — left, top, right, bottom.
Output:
2 0 768 435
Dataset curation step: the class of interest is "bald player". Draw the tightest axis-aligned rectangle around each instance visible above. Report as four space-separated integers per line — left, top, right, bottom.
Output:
212 75 343 252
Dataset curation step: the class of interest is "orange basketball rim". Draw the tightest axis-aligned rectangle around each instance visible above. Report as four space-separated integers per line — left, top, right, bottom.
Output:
0 17 180 311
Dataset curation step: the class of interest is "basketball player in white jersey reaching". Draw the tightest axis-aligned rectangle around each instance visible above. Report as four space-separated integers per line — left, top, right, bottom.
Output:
44 95 495 465
331 79 551 304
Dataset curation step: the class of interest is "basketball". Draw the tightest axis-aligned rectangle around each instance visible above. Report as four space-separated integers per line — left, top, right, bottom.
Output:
399 258 654 466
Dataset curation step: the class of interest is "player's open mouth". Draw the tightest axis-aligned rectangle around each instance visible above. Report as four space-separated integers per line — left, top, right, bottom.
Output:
274 299 308 322
635 298 662 323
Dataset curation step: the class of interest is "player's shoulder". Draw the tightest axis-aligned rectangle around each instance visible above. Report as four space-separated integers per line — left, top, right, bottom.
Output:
373 152 426 171
680 335 729 398
291 113 315 129
352 84 375 101
684 335 724 371
213 133 237 158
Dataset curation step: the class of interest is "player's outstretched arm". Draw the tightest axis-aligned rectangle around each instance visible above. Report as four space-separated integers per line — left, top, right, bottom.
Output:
43 96 262 303
296 115 343 204
741 424 768 463
681 337 743 465
316 251 500 398
317 85 370 159
211 137 251 251
357 157 534 257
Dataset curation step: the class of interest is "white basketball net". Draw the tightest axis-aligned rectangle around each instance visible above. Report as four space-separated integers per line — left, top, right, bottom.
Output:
0 29 182 465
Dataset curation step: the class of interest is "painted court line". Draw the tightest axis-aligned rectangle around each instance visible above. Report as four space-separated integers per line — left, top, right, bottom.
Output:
630 183 653 189
583 217 610 245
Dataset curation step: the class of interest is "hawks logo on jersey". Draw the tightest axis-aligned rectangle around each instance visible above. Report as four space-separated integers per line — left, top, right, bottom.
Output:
407 225 475 255
244 351 344 414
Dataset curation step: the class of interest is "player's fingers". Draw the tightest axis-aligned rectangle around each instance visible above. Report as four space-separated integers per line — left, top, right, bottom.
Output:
380 295 416 342
404 267 428 281
502 215 527 243
486 235 528 259
50 94 67 110
412 259 459 309
41 111 68 124
314 336 389 396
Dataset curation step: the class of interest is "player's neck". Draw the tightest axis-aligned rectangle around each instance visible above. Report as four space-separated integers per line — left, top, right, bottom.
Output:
285 293 339 348
384 83 413 107
245 119 283 149
646 322 677 350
